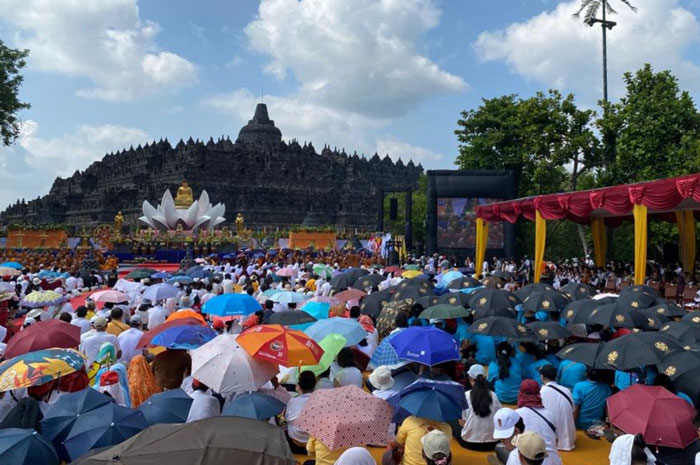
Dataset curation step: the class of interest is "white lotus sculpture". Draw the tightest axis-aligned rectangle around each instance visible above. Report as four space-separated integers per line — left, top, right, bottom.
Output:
139 189 226 231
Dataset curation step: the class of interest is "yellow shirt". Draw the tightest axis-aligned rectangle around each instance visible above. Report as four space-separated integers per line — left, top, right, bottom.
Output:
306 278 317 292
395 416 451 465
306 437 348 465
106 320 129 336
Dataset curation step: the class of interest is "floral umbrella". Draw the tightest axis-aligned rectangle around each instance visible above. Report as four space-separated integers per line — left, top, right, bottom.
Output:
20 290 65 308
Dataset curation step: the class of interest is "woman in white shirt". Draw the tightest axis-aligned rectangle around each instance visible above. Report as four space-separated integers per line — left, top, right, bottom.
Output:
333 347 364 388
458 364 501 451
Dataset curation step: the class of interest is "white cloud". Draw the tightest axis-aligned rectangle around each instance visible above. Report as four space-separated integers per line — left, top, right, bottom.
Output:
376 137 444 165
474 0 700 102
0 120 149 207
244 0 466 118
0 0 198 101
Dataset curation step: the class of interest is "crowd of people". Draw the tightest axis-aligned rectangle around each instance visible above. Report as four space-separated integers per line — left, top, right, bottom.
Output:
0 252 699 465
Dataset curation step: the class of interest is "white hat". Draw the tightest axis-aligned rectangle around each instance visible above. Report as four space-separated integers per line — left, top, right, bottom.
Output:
493 408 520 439
23 317 36 327
421 430 450 460
467 364 485 379
26 309 42 319
32 278 41 285
369 366 395 391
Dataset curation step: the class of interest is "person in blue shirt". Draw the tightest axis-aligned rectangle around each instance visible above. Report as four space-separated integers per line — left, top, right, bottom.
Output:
557 359 588 390
614 366 657 391
516 342 551 385
572 368 613 429
487 342 522 404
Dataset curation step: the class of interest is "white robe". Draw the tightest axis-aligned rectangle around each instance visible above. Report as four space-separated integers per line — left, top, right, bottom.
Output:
541 381 577 451
186 390 220 423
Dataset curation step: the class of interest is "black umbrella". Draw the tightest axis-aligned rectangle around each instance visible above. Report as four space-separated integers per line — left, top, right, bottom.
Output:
359 289 394 317
660 321 700 342
673 370 700 406
521 290 570 312
631 332 685 359
527 321 572 341
414 295 440 309
616 290 657 309
562 299 614 325
472 306 518 320
266 310 317 326
491 270 512 280
596 333 665 371
620 284 659 297
515 283 556 300
390 285 432 303
634 309 666 331
556 342 604 368
482 276 505 289
560 282 595 301
418 304 470 320
468 289 521 313
657 350 700 380
446 276 481 289
330 268 368 290
588 303 646 328
398 277 435 291
352 274 385 290
437 292 472 307
646 302 688 318
469 316 533 339
681 312 700 327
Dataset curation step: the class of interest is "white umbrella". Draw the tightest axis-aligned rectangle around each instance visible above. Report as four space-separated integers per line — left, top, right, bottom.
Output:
142 283 179 302
91 289 130 304
270 291 307 305
190 334 278 396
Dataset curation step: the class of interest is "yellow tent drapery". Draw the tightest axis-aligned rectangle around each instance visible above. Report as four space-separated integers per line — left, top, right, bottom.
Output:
474 218 488 279
534 211 546 283
591 217 607 268
633 204 648 285
675 210 696 273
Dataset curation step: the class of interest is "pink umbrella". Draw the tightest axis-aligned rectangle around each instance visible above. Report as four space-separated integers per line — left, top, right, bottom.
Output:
304 296 341 306
334 289 366 302
275 267 295 278
296 385 392 450
90 289 130 305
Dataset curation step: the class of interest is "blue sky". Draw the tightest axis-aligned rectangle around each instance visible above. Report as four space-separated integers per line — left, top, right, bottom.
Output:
1 0 700 209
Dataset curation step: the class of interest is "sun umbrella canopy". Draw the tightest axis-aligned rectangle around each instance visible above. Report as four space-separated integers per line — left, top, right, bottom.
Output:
142 283 179 302
619 284 659 297
556 342 604 368
151 272 172 279
0 428 59 465
90 289 130 304
560 282 595 301
136 317 204 349
305 317 367 346
297 334 347 376
607 384 697 448
446 276 481 289
333 288 366 302
0 261 22 269
191 335 278 396
561 298 615 325
660 321 700 342
616 291 657 310
72 416 297 465
167 275 194 284
359 289 393 317
657 350 700 380
415 295 440 309
418 304 470 320
222 392 285 420
469 317 533 340
151 325 217 350
238 324 324 367
369 329 403 369
274 267 295 278
401 270 423 279
4 320 80 359
267 310 317 326
527 321 572 341
647 302 688 318
20 290 65 308
166 309 206 325
352 274 385 290
597 333 667 370
62 402 148 462
269 291 308 305
312 264 333 279
399 277 434 290
125 269 154 280
0 348 85 392
514 283 556 300
296 385 393 450
394 379 467 422
138 389 193 425
0 267 20 277
299 301 331 320
521 290 569 312
469 289 521 312
390 285 431 303
203 293 262 317
389 326 459 366
588 304 646 328
437 292 472 307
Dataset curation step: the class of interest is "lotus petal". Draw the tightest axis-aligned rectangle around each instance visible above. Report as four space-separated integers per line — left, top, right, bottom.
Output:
196 190 211 218
193 215 212 231
138 216 156 229
183 201 200 229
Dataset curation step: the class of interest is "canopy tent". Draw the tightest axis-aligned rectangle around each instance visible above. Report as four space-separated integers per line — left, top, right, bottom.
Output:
474 173 700 284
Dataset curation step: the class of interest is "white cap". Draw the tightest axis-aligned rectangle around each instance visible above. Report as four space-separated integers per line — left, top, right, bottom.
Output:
369 366 395 391
421 430 450 459
26 309 42 319
493 408 520 439
467 364 485 379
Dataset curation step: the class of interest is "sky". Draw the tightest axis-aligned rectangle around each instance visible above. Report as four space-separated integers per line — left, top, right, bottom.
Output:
1 0 700 210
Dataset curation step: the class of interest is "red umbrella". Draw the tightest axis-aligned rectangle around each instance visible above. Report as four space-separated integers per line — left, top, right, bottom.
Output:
4 320 80 359
334 289 366 302
607 384 696 448
136 317 204 349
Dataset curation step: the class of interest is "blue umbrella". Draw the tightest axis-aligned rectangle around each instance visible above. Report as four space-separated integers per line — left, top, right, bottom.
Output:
151 272 172 279
187 269 213 279
391 379 467 422
142 283 179 302
253 252 266 259
369 328 404 368
202 293 262 317
300 301 331 320
304 317 367 346
389 326 459 366
167 275 194 285
137 389 193 425
221 392 285 420
0 428 59 465
439 270 464 287
151 325 217 349
0 261 22 269
41 388 113 461
62 402 148 462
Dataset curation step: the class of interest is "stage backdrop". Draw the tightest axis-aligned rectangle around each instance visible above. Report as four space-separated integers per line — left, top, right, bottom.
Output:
427 170 515 259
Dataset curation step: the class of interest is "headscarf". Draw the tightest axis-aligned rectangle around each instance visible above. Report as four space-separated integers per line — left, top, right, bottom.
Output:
609 434 656 465
96 342 117 365
127 355 161 408
97 370 126 406
58 368 89 392
334 447 376 465
358 315 375 333
93 362 130 407
517 379 543 408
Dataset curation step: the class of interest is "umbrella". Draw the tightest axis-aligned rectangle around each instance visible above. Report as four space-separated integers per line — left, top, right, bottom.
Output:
369 329 403 368
469 317 533 339
151 272 172 279
562 299 614 325
468 289 521 312
0 267 20 277
616 291 657 310
41 388 114 461
482 276 505 289
20 290 65 308
62 402 148 462
352 274 385 290
473 306 518 320
394 379 467 422
0 261 22 269
138 389 193 425
274 267 295 278
521 290 569 312
389 326 460 366
402 270 422 279
187 269 213 280
267 310 317 326
125 269 153 280
560 282 595 301
620 285 659 297
415 295 440 309
657 350 700 380
151 325 217 350
437 292 472 307
167 275 194 284
191 335 278 396
384 266 402 274
527 321 572 341
4 320 80 359
588 303 646 328
136 317 204 349
607 384 696 448
305 317 367 346
0 348 85 392
418 304 470 320
681 312 700 327
556 342 604 367
313 264 333 279
660 321 700 342
222 392 285 420
203 293 262 317
330 269 368 290
399 277 434 291
439 270 464 286
359 289 393 317
0 428 59 465
166 309 206 325
646 302 688 318
90 289 130 305
269 291 308 305
597 333 665 370
237 324 324 367
390 286 431 304
299 301 331 321
142 283 179 302
304 295 341 306
72 416 297 465
637 307 672 328
514 283 556 300
446 276 481 289
296 386 393 450
491 270 512 280
297 334 347 376
333 288 367 302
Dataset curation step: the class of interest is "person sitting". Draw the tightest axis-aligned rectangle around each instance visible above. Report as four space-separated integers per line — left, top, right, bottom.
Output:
422 429 452 465
387 412 451 465
608 433 656 465
513 431 550 465
285 370 316 454
305 435 348 465
514 380 562 465
186 378 220 423
572 368 612 430
490 408 525 465
488 342 523 404
539 364 576 451
556 359 587 391
456 364 501 451
106 307 129 336
333 347 363 388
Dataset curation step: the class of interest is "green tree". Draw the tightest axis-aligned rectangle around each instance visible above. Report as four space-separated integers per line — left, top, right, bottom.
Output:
0 40 30 146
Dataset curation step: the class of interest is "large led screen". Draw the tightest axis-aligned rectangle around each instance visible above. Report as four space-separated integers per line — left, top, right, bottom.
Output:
437 198 505 249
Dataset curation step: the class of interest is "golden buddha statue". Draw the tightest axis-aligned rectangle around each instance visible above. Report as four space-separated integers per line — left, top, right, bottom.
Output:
235 213 245 235
175 182 194 209
114 211 124 234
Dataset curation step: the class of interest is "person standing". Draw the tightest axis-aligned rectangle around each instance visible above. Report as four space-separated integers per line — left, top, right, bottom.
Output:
186 378 220 423
79 316 120 366
117 314 144 365
539 365 576 451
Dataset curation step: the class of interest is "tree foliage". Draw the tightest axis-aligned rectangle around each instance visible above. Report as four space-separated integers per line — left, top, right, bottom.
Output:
0 40 30 146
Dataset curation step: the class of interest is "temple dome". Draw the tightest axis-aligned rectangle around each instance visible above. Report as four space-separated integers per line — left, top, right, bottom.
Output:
237 103 282 145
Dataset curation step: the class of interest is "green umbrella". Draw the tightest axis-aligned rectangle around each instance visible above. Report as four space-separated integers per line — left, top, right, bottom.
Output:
298 334 347 376
312 264 333 279
126 269 155 280
418 304 470 320
404 264 420 271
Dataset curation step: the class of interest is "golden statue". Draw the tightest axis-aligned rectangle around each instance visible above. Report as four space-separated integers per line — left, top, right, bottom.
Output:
175 182 194 209
235 213 245 235
114 211 124 234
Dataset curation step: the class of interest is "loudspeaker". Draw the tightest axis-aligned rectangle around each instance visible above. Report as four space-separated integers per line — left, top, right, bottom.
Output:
389 198 398 220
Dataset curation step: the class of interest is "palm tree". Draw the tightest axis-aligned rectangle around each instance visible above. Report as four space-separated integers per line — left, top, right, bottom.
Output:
574 0 637 102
